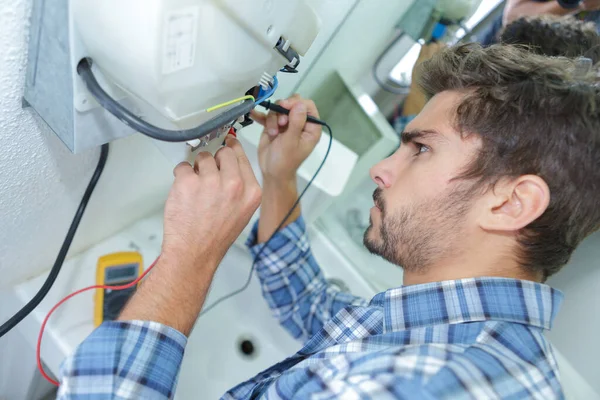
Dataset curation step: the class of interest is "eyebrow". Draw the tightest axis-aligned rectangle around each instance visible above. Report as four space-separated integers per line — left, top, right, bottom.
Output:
400 129 447 145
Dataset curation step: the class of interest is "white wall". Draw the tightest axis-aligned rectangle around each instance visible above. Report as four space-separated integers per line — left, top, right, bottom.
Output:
1 2 178 394
0 0 177 290
547 231 600 394
295 0 416 99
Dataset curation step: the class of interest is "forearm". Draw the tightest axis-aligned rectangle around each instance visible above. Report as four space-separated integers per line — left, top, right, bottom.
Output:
250 217 368 342
504 0 576 25
119 253 218 336
257 178 301 243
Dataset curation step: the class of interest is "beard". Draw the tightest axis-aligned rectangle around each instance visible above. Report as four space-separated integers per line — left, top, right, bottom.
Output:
363 185 474 272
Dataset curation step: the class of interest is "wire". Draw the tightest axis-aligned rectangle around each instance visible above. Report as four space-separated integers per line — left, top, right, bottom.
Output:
255 76 279 105
36 104 331 384
0 144 110 339
77 58 255 143
372 31 412 95
200 107 332 316
206 95 255 113
36 105 331 382
37 257 160 386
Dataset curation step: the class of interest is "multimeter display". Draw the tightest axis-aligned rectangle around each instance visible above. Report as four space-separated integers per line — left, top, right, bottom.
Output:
105 264 138 283
102 263 139 322
96 253 143 327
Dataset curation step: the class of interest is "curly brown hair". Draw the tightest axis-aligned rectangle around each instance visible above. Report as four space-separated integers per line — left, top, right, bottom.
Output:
417 43 600 280
500 15 600 63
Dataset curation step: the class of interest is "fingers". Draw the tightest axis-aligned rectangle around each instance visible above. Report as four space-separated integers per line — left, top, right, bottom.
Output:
250 110 267 126
194 152 218 176
254 94 320 139
293 99 321 138
280 96 319 117
214 146 240 184
265 105 280 138
226 136 261 209
225 135 258 185
173 162 195 178
252 106 287 135
278 114 288 127
288 102 308 139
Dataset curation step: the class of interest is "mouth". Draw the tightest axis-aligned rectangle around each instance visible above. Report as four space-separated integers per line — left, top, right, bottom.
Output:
372 190 384 212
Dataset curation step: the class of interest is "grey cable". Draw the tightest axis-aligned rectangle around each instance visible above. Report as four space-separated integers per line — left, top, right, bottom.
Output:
77 58 255 143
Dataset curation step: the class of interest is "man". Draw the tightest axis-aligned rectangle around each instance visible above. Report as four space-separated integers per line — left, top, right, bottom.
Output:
396 14 600 134
58 44 600 399
500 14 600 61
480 0 600 45
503 0 600 25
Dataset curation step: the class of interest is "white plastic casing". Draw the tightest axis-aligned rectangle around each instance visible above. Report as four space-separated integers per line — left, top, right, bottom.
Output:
71 0 320 130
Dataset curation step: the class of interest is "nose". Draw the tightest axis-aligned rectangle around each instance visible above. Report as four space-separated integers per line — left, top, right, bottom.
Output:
370 156 394 189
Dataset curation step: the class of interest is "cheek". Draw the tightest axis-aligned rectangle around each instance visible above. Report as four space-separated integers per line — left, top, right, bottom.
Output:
390 159 455 206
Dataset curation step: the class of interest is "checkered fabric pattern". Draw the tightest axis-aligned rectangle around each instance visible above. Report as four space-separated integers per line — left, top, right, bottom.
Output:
59 217 565 400
58 320 186 399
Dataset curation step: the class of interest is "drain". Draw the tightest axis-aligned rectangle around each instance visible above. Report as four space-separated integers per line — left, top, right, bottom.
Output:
238 338 256 358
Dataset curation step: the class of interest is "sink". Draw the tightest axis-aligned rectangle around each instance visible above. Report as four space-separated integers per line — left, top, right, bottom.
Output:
175 245 300 399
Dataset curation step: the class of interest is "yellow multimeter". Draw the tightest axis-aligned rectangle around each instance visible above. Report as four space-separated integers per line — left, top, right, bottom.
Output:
94 252 144 327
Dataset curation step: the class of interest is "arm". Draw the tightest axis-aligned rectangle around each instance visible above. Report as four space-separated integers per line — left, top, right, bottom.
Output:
247 216 367 342
250 96 367 342
251 95 317 241
58 137 261 399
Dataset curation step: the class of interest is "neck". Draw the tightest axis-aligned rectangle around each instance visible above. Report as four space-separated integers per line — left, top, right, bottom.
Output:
402 264 539 286
401 237 542 286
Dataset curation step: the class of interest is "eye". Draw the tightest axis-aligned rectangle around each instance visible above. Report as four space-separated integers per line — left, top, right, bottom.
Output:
413 142 430 156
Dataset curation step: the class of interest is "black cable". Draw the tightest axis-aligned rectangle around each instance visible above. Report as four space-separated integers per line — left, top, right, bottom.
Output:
279 66 299 74
200 105 332 316
372 30 412 95
0 144 110 338
77 58 255 143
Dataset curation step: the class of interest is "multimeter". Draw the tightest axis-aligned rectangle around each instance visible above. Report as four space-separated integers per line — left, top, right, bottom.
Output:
94 252 144 327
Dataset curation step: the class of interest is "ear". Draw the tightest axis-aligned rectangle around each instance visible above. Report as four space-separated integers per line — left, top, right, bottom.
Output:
479 175 550 232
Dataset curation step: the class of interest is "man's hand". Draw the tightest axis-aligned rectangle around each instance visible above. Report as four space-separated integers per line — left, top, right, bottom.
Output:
162 136 262 268
250 95 321 242
251 95 322 182
119 136 261 336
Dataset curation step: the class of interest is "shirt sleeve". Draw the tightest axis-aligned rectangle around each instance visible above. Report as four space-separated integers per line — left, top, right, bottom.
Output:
246 216 368 343
290 371 438 400
58 320 187 400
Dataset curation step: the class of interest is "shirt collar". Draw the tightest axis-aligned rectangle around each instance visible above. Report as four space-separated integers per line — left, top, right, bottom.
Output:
369 277 563 333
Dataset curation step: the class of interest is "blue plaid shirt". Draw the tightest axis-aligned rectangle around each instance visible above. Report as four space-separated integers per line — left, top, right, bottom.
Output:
59 217 565 399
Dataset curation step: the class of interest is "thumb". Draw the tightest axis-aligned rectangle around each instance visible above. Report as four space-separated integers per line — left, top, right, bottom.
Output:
288 102 308 140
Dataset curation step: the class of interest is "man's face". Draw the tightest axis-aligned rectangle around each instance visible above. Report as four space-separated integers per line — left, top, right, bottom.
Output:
364 91 482 271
